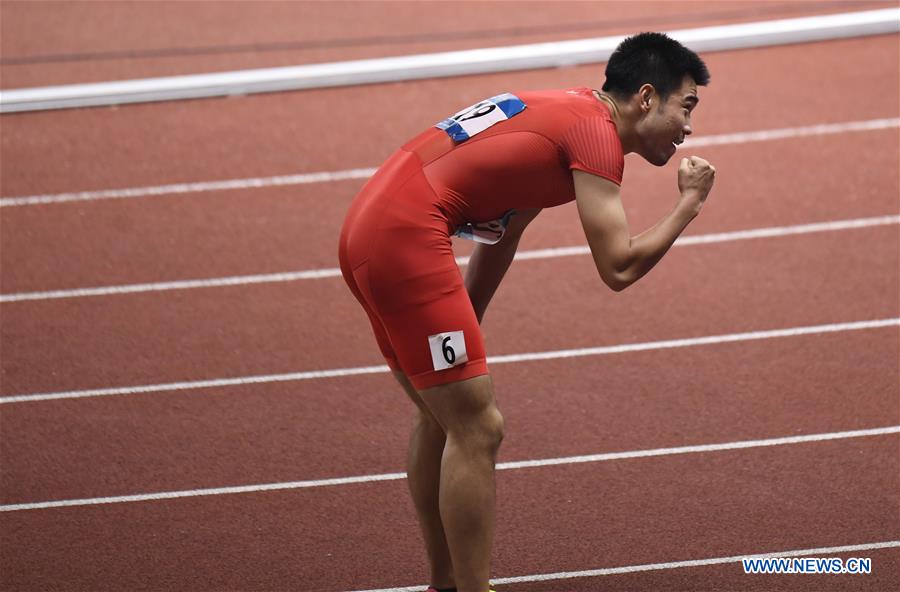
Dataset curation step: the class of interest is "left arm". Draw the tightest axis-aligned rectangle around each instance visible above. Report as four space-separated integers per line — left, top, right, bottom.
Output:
464 208 541 323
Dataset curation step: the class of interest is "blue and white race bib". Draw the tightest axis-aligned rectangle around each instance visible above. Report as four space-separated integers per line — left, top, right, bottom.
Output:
435 93 526 143
454 209 517 245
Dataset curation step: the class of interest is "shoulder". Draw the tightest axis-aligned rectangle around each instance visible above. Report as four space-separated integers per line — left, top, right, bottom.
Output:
516 88 616 134
554 93 625 185
517 87 607 114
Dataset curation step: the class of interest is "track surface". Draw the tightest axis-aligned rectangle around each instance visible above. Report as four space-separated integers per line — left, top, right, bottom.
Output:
0 0 892 87
1 2 898 591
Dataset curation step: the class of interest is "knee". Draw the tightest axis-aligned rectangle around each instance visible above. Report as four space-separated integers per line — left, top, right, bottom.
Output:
468 407 505 454
414 408 446 437
488 407 506 448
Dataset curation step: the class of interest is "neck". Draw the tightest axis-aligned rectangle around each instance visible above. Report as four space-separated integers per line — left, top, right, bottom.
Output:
596 91 640 155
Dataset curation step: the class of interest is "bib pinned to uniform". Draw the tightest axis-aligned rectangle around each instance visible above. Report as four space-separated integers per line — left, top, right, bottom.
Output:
435 93 526 143
454 209 517 245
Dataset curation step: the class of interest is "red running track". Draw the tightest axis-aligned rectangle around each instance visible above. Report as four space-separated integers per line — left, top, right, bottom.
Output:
1 3 898 591
0 0 892 88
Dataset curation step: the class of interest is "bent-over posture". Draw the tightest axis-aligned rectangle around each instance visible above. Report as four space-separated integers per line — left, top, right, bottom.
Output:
338 32 716 592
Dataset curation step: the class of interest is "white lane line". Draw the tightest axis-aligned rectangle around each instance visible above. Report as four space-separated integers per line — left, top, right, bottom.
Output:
1 117 896 207
0 363 394 404
351 540 900 591
514 214 900 261
0 268 345 303
2 425 897 512
2 214 897 303
0 167 377 207
1 318 896 404
679 116 900 147
1 9 896 113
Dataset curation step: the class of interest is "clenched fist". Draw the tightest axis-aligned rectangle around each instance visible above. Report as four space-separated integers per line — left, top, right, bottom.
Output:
678 156 716 208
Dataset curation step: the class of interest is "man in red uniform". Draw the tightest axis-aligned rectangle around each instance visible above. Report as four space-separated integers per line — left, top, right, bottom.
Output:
339 32 714 592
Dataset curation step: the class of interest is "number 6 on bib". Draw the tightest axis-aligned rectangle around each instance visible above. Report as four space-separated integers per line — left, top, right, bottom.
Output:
428 331 468 371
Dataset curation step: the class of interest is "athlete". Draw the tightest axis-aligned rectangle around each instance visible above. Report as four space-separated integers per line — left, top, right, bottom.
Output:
338 33 714 592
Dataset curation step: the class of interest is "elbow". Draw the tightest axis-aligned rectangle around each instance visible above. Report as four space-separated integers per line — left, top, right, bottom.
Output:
593 254 635 292
601 270 633 292
607 279 630 292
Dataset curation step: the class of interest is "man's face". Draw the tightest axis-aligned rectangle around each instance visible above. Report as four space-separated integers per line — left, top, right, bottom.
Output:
636 75 699 166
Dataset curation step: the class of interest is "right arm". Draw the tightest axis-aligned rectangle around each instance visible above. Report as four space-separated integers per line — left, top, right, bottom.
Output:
574 156 716 292
465 207 542 323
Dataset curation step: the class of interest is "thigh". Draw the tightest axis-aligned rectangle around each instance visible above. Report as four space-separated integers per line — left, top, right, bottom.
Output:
420 374 496 422
374 257 489 391
418 375 502 440
347 160 490 391
338 234 400 369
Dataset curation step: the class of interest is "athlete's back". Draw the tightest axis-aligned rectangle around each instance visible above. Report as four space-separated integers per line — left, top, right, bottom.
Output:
401 87 625 228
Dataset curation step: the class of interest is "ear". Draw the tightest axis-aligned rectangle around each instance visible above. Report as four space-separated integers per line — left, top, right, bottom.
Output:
637 84 656 112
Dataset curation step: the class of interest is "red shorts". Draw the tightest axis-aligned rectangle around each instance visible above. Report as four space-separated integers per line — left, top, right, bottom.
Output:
338 149 488 390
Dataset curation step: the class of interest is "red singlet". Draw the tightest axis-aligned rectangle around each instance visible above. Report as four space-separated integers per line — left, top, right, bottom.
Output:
338 87 624 389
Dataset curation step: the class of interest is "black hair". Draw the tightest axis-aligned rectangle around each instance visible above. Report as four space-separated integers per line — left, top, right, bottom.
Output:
601 32 710 99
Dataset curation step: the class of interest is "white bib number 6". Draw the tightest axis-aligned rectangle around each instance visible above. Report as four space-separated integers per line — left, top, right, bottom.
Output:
441 336 456 365
428 331 468 371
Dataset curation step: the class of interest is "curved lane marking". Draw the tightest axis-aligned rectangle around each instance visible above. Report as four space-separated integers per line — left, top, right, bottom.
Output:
2 215 898 303
2 425 897 511
1 318 897 404
1 9 896 112
1 118 897 207
351 540 900 591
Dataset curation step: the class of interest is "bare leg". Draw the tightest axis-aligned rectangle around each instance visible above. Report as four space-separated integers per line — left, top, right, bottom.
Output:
393 371 455 589
418 374 503 592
